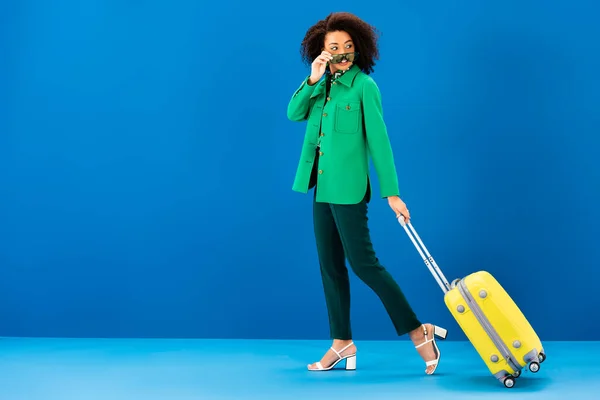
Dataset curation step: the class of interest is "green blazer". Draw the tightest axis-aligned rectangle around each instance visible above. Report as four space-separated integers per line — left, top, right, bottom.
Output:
287 64 400 204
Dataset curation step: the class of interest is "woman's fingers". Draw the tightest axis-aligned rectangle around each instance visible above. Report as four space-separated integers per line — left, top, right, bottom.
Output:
318 55 330 64
313 56 328 67
397 206 409 221
319 52 332 62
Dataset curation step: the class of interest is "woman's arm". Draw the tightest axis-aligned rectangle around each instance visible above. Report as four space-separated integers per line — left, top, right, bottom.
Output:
362 77 400 198
287 52 331 122
287 77 318 122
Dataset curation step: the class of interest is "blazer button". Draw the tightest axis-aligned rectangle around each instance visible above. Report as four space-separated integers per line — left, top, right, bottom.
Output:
318 170 323 174
327 97 331 101
320 133 325 136
319 151 323 156
323 113 327 117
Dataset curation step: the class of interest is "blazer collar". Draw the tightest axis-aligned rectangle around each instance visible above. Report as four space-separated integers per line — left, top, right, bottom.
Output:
310 64 360 98
335 64 360 87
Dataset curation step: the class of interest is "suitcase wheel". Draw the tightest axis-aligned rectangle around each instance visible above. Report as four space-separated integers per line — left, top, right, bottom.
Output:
529 361 540 373
503 376 515 389
538 352 546 363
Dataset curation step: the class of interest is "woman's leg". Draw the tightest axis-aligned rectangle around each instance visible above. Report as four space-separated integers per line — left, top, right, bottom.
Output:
329 199 421 336
313 198 351 340
308 195 357 370
329 197 444 374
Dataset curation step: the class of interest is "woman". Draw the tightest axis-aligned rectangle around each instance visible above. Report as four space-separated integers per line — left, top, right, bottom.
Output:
286 12 447 375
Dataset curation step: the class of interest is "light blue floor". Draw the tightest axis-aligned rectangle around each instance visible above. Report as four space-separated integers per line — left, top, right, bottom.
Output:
0 338 597 399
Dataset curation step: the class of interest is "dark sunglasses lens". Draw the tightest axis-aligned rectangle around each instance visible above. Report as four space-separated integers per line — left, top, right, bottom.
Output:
331 52 356 64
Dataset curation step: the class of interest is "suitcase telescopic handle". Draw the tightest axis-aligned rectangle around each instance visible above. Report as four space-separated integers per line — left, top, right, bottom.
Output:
397 215 452 294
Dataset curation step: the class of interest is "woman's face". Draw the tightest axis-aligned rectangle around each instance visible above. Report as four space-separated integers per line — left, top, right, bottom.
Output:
323 30 356 72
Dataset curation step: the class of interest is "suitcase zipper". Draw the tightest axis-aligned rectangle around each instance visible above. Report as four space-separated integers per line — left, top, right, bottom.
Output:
457 280 521 374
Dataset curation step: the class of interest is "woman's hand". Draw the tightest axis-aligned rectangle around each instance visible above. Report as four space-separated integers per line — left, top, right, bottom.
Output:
308 51 333 85
388 196 410 224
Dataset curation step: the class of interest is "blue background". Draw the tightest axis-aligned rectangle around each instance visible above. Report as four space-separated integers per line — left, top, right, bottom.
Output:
1 0 598 341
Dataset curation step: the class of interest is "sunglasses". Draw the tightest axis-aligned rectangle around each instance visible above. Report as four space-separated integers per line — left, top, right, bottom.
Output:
329 52 358 65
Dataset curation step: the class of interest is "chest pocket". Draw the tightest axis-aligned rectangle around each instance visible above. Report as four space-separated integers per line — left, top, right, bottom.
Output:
334 101 362 134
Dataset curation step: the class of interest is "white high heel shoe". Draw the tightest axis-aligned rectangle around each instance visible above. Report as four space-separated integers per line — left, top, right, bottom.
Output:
308 342 357 371
415 324 447 375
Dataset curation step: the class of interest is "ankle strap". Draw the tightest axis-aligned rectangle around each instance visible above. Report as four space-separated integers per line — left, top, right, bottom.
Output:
330 342 354 359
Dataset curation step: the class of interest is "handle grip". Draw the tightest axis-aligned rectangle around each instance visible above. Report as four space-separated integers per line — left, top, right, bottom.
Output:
397 215 451 294
397 215 407 227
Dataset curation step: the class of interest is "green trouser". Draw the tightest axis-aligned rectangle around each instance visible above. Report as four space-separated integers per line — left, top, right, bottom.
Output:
312 187 422 340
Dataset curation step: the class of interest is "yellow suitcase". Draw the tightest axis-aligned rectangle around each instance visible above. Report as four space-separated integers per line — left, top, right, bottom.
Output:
398 216 546 388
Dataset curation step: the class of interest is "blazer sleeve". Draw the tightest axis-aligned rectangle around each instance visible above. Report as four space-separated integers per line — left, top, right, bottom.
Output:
362 77 401 198
287 76 318 122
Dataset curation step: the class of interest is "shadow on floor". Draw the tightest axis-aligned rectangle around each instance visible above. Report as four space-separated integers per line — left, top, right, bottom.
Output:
438 374 551 392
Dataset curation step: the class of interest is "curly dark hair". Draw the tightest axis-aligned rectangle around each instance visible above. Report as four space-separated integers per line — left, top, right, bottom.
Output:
300 12 380 75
